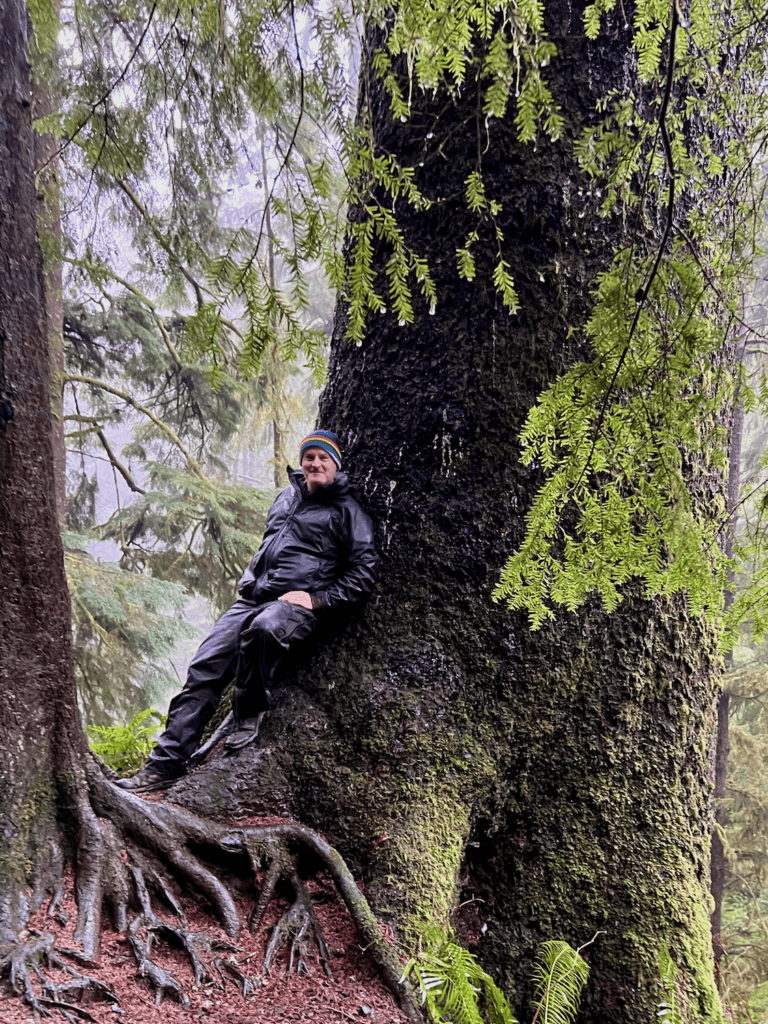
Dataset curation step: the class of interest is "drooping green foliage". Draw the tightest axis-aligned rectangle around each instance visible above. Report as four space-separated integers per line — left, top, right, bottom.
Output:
490 0 768 642
494 247 736 630
64 532 195 725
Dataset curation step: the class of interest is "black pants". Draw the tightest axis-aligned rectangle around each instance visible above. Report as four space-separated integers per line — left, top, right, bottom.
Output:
147 597 316 776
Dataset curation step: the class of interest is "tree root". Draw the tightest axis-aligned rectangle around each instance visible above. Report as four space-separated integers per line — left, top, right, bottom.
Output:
0 930 117 1019
84 765 423 1022
261 860 332 978
46 842 70 927
122 894 244 1007
127 914 190 1008
3 761 422 1021
188 710 236 767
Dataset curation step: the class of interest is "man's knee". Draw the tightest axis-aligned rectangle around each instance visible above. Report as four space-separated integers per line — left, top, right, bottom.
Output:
241 601 313 651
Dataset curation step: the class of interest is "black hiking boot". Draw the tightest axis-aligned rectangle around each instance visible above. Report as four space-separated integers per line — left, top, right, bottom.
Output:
224 712 267 752
115 765 184 793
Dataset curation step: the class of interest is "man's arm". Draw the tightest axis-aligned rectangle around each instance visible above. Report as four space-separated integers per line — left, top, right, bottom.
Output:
310 502 380 611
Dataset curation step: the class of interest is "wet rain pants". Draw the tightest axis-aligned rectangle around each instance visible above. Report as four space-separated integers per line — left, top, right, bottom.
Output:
146 597 316 778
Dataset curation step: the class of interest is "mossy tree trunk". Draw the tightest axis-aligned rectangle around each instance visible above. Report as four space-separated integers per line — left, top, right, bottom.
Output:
0 0 83 950
174 3 722 1021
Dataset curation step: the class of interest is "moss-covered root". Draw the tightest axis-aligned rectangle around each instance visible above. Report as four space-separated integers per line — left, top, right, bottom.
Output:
365 792 471 947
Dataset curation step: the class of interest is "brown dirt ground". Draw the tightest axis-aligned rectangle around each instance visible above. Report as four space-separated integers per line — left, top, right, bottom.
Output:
0 806 413 1024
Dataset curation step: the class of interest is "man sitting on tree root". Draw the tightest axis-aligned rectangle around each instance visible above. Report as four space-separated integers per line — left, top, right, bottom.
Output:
118 430 379 794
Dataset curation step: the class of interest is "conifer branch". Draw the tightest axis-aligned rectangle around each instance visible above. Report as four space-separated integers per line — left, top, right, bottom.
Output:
96 429 147 495
571 0 680 495
65 374 206 480
219 0 306 312
84 266 185 369
39 1 159 172
115 179 210 310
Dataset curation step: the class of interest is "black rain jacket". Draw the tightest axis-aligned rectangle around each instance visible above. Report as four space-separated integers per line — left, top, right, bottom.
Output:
237 469 379 610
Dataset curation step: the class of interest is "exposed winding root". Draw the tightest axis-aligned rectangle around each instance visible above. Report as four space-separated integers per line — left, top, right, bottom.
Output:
261 861 332 978
46 842 70 928
122 851 241 1005
127 915 189 1008
0 930 117 1018
214 956 255 996
61 765 425 1023
125 910 246 1005
127 843 188 925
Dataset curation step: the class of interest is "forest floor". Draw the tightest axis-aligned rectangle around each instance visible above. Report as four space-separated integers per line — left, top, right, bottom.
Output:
0 803 413 1024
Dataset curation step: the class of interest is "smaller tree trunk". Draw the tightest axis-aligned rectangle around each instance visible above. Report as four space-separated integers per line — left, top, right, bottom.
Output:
32 58 65 521
0 0 81 953
711 366 744 968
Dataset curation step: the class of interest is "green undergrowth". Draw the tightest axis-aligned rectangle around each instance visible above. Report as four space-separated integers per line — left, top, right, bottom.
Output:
87 708 167 775
404 933 591 1024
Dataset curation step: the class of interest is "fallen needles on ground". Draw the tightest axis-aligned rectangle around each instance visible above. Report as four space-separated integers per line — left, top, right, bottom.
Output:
0 757 423 1023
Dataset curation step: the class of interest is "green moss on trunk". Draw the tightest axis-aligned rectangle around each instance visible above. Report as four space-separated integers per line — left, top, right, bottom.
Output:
171 2 724 1019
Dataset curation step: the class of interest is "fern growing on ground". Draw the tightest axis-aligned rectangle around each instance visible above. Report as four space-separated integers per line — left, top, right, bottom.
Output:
402 936 591 1024
87 708 167 775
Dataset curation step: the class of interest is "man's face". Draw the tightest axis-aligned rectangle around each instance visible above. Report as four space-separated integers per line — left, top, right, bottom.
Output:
301 447 338 492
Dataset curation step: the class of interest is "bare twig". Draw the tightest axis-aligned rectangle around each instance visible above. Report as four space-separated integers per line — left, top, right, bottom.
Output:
96 430 146 494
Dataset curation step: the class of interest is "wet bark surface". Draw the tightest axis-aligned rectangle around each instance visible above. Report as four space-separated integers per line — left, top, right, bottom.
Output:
0 0 81 952
171 4 723 1022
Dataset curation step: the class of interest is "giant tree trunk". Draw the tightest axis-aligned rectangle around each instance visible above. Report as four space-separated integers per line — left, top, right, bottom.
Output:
172 4 722 1022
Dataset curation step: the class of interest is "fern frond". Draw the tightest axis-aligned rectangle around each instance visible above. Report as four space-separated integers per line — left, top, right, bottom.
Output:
403 937 519 1024
657 943 683 1024
530 941 589 1024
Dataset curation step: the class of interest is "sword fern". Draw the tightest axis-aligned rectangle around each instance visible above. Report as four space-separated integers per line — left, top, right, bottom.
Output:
403 935 594 1024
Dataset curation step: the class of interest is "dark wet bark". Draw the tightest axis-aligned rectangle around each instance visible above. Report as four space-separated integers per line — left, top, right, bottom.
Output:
172 4 723 1022
0 0 81 952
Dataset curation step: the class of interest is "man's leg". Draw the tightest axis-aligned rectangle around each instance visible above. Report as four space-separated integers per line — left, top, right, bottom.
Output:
117 597 258 790
225 601 316 750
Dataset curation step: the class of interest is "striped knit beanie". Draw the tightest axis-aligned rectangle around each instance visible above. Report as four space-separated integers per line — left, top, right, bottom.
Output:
299 430 342 469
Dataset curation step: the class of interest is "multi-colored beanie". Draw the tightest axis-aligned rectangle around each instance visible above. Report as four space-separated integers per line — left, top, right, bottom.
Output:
299 430 342 469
